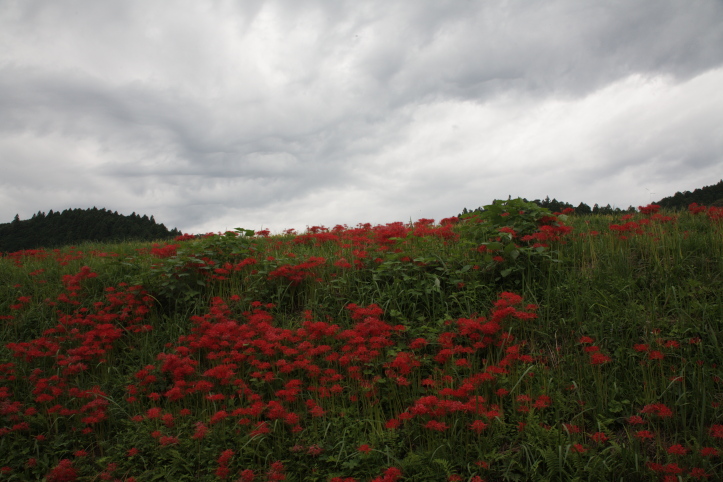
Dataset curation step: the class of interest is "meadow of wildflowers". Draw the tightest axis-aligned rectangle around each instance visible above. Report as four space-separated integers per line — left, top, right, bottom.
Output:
0 199 721 481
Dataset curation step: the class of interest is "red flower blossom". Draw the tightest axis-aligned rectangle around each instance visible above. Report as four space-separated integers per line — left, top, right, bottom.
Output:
371 467 403 482
700 447 719 457
640 403 673 418
648 350 664 360
266 461 286 481
210 410 229 424
249 421 271 437
667 444 687 455
238 469 255 482
46 459 77 482
469 420 488 433
590 352 612 365
690 467 711 479
385 419 400 430
217 449 234 466
638 204 661 215
563 423 581 434
159 435 179 446
425 420 449 431
635 430 655 440
307 445 323 456
708 424 723 438
215 449 234 479
627 415 645 425
528 394 550 409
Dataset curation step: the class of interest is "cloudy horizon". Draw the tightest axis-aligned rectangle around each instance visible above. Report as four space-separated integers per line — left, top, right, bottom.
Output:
2 0 722 234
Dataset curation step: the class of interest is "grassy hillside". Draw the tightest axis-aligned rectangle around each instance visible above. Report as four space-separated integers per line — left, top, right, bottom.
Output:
1 199 722 481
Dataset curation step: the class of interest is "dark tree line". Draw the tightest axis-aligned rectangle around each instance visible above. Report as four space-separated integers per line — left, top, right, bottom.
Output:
654 179 723 209
459 196 636 218
0 207 181 253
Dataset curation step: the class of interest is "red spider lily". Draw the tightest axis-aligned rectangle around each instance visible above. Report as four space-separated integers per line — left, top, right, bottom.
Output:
238 469 255 482
634 430 655 440
532 395 551 409
689 202 707 214
306 445 323 456
158 435 179 446
590 352 612 365
648 350 665 360
609 221 644 235
209 410 229 424
371 467 403 482
191 422 209 440
249 421 271 437
689 467 712 479
666 444 687 455
385 419 400 429
267 257 327 285
215 449 234 479
424 420 449 431
266 461 286 481
516 394 532 404
145 407 162 419
627 415 645 425
469 419 488 433
638 204 661 215
700 447 719 457
150 243 179 258
46 459 77 482
563 423 581 434
640 403 673 418
496 388 510 397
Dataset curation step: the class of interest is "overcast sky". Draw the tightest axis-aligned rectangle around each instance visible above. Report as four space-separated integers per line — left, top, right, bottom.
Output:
2 0 722 234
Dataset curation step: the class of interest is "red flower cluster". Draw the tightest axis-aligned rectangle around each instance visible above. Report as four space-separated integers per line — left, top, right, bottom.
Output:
3 268 153 441
689 202 723 221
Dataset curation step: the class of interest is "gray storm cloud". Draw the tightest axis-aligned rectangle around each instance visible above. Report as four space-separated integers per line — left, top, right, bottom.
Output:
1 0 722 233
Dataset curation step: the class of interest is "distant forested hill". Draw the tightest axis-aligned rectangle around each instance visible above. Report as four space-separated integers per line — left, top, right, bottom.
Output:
0 207 180 253
459 197 636 217
654 179 723 209
458 180 723 218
